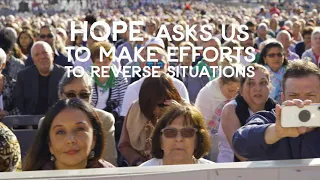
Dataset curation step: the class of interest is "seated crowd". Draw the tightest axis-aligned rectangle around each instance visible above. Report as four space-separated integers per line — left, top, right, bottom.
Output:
1 1 320 173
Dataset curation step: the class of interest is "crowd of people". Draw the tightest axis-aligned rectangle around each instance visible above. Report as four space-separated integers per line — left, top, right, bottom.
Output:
0 0 320 173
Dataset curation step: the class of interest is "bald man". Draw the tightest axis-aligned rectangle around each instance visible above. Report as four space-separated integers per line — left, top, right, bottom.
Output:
13 41 66 115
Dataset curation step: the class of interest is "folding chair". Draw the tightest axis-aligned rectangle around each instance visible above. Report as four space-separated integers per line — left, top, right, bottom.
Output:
2 115 43 160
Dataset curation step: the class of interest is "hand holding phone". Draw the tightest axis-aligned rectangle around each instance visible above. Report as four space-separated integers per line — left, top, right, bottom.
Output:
274 99 315 139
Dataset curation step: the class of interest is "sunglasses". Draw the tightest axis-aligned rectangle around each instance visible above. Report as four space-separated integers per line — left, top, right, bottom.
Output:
161 127 198 138
146 61 165 69
64 92 91 99
39 34 54 39
265 53 283 58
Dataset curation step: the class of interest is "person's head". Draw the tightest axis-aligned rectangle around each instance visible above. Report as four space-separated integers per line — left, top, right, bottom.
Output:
0 48 6 71
178 41 194 66
245 21 256 34
292 21 301 35
269 18 278 30
151 103 211 164
219 63 242 99
276 30 292 50
139 72 182 121
90 41 114 75
311 28 320 50
141 46 169 74
239 63 271 107
86 27 104 48
302 26 314 48
240 30 254 49
17 30 34 52
23 98 105 171
58 69 93 103
223 40 240 56
282 60 320 103
145 19 157 35
258 40 288 72
198 37 221 64
39 25 57 49
0 27 16 58
31 41 54 76
257 23 268 38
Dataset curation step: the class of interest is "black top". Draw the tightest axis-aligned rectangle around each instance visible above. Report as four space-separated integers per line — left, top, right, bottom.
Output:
34 74 50 115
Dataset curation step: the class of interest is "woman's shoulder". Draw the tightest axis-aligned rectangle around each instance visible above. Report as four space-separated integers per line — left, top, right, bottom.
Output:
197 158 215 164
139 158 162 166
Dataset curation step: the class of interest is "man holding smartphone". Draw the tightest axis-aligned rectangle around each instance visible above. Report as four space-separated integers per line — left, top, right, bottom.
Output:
232 59 320 160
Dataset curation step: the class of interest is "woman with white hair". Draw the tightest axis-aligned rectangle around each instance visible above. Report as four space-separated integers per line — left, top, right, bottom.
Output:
302 28 320 67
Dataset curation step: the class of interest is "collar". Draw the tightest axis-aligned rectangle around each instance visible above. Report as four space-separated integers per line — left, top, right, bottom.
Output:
54 49 59 56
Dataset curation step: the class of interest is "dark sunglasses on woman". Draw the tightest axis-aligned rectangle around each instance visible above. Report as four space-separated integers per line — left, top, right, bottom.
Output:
265 53 284 58
64 92 91 100
161 127 198 138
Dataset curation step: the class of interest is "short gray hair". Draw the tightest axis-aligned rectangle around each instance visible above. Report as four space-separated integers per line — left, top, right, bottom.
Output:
0 48 6 65
31 41 53 58
58 68 93 95
276 30 292 40
311 28 320 40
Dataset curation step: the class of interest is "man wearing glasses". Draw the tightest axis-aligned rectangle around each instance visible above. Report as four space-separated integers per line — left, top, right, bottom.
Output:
25 25 73 67
120 46 189 118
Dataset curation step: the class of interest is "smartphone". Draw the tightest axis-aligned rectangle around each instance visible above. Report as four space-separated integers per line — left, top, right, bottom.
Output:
281 104 320 128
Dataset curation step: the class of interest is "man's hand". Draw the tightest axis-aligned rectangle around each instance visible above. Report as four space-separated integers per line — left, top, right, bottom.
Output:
275 99 314 139
265 99 315 145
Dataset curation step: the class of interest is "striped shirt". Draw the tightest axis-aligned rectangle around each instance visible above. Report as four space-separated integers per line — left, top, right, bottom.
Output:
91 72 128 116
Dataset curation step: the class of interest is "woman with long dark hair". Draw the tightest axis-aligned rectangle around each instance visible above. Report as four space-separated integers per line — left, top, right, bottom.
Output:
23 98 114 170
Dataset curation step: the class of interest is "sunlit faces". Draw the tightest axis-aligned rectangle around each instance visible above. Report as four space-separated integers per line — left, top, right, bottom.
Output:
277 33 291 49
19 32 33 49
161 116 197 164
32 43 54 75
39 27 55 47
220 81 240 100
264 47 284 72
240 69 271 106
61 78 92 103
49 108 96 170
283 75 320 103
311 33 320 49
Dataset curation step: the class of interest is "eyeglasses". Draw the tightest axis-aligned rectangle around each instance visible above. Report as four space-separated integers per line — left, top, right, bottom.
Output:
161 127 198 138
39 34 54 39
146 61 165 69
64 92 91 100
265 53 284 58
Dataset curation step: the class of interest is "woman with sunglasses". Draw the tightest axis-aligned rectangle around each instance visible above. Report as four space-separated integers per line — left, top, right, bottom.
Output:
118 73 183 166
90 42 128 122
23 98 115 170
139 103 213 166
258 40 289 103
37 69 118 166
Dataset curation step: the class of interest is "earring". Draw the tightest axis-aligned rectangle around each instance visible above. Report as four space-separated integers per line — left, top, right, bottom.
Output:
50 154 56 161
89 150 95 159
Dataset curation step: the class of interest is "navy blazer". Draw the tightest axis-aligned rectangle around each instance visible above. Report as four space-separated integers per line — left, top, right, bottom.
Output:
12 64 66 115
